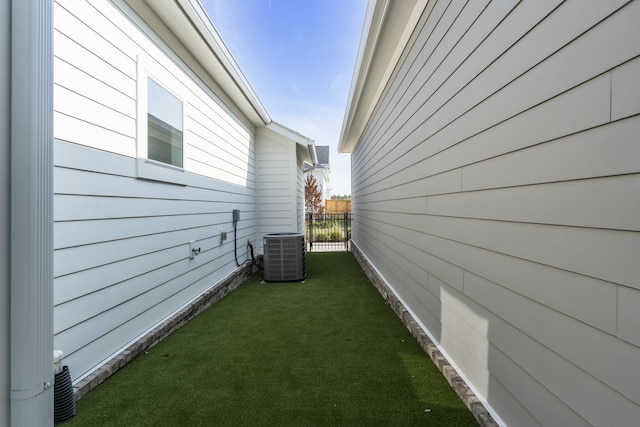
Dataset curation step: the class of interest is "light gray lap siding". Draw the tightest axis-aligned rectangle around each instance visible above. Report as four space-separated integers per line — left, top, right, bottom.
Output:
351 0 640 424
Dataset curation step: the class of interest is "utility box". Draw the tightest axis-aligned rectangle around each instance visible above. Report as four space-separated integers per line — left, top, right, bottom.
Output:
263 233 306 282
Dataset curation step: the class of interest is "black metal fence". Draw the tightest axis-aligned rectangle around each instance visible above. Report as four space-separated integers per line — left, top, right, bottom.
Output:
305 212 352 251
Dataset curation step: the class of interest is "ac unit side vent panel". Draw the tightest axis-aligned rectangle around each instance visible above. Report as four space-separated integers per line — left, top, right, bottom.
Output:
263 233 306 282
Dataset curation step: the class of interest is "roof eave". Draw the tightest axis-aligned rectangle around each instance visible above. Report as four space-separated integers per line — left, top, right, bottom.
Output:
128 0 271 127
265 122 316 166
338 0 430 153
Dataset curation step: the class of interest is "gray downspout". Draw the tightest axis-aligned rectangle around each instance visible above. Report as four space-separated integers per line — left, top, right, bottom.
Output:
10 0 54 425
0 0 11 424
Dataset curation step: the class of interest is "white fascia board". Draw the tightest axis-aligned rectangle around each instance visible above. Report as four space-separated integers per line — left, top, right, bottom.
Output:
266 121 312 144
178 0 271 123
338 0 430 153
338 0 387 153
133 0 271 126
308 143 318 166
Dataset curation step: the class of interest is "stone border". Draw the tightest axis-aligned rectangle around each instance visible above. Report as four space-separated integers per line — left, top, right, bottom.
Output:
351 244 498 427
73 262 257 401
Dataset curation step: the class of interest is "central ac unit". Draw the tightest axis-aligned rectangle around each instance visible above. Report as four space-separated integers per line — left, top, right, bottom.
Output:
263 232 306 282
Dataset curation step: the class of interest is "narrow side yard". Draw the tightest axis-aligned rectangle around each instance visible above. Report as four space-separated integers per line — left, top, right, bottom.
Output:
62 252 477 426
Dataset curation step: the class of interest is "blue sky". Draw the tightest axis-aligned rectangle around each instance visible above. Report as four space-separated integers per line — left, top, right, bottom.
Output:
200 0 368 196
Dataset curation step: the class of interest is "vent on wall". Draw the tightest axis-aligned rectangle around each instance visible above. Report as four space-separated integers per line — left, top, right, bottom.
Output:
263 233 306 282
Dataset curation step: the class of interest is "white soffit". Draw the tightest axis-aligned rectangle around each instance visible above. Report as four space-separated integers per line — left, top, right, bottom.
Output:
130 0 271 127
338 0 430 153
265 122 316 166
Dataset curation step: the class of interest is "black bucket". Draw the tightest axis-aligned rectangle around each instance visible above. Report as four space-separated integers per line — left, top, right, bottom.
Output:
54 366 76 423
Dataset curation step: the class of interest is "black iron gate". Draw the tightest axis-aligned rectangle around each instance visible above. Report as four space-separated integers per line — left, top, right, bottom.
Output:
306 213 352 251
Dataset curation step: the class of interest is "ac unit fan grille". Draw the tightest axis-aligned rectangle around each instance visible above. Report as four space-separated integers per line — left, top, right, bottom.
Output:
263 233 306 282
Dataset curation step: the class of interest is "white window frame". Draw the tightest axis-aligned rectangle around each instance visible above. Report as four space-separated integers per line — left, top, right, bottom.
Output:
136 54 187 185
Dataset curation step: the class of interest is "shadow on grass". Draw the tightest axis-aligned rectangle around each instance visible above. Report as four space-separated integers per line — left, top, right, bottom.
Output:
62 252 477 426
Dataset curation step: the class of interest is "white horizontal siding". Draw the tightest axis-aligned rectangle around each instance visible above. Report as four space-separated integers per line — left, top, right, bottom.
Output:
54 57 136 119
255 129 301 252
427 175 640 231
52 0 261 381
460 117 640 191
354 0 632 185
612 56 640 120
53 86 136 137
54 139 257 381
53 20 135 97
350 0 640 425
56 257 234 374
53 0 256 187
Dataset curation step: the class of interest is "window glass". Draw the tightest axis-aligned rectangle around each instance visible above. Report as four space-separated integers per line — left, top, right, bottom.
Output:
148 78 183 167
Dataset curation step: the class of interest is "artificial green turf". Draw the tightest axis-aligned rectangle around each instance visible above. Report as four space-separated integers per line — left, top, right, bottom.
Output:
63 252 477 426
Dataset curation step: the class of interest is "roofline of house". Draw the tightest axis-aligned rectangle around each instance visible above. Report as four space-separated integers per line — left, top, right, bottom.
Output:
126 0 271 127
338 0 430 153
180 0 271 124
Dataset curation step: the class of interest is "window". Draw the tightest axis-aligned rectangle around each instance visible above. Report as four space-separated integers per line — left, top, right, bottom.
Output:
135 54 187 185
147 78 183 168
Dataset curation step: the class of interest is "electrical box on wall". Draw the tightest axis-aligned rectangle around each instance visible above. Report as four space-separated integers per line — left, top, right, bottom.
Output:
233 209 240 222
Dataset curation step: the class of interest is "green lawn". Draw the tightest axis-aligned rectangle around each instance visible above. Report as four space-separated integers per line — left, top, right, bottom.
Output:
62 252 477 426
